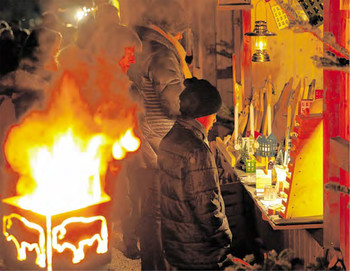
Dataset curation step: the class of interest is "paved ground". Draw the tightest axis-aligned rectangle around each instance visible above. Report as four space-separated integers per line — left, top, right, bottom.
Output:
107 226 141 271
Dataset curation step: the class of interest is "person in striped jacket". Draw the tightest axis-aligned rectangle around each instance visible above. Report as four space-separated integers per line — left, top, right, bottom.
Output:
127 0 191 269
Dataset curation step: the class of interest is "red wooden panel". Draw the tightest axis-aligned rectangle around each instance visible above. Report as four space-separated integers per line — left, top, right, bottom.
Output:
340 169 349 268
340 8 350 141
340 72 349 141
242 9 252 103
323 1 350 270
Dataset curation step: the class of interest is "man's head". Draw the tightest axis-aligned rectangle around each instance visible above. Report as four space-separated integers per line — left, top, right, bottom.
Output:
94 24 141 72
142 0 187 36
22 27 62 70
180 77 222 131
40 11 61 31
0 20 10 30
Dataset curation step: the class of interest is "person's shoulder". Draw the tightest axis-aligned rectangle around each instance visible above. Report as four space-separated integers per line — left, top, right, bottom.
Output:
152 45 176 58
160 123 203 154
149 47 179 71
138 31 176 58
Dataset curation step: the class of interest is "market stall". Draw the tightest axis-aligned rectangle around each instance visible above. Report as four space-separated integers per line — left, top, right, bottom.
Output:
213 0 349 268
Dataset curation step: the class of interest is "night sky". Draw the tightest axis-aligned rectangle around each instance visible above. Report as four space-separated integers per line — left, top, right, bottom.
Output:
0 0 41 26
0 0 93 28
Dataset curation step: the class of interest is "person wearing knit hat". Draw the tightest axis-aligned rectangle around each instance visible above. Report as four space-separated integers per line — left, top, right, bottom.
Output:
126 1 190 269
180 77 222 119
158 77 232 270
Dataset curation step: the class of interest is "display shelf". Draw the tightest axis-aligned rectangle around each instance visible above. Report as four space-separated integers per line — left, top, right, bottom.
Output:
234 168 323 230
217 0 252 10
217 4 253 10
281 114 323 219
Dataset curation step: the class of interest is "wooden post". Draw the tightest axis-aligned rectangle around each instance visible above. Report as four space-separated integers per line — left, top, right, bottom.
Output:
323 1 350 269
242 9 252 106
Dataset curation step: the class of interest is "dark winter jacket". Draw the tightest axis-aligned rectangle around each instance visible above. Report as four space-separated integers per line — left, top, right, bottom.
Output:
128 26 185 168
158 117 232 270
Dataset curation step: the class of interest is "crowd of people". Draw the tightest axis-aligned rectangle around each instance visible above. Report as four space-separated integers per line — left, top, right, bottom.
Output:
0 0 234 270
0 17 62 120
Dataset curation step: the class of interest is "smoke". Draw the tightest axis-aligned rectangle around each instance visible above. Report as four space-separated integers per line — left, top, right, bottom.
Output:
119 0 150 27
0 1 147 198
0 0 190 143
7 0 143 121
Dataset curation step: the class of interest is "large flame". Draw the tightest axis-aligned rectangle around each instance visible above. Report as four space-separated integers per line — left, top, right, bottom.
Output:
4 73 140 215
16 130 106 214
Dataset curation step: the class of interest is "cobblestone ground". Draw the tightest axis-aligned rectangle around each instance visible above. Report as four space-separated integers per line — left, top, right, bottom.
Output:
107 227 141 271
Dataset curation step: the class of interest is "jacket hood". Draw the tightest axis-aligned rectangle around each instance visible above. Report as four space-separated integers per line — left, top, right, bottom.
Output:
127 25 181 86
134 26 180 62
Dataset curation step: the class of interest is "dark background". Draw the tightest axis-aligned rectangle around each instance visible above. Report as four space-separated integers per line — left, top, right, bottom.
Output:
0 0 41 27
0 0 95 28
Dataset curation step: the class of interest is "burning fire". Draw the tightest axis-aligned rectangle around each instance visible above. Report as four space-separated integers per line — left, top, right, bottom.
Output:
2 72 140 270
112 129 140 160
4 73 140 214
17 130 106 214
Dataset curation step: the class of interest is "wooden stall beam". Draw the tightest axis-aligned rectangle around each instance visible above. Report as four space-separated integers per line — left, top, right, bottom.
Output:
217 5 253 10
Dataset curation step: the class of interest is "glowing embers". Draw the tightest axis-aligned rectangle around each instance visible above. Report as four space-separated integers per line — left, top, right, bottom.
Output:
1 200 111 271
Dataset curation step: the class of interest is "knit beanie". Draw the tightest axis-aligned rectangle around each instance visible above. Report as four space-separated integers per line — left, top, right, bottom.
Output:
180 77 222 118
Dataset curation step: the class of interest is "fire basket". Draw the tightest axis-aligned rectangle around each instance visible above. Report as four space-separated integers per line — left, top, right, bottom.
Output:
1 73 140 270
2 195 111 270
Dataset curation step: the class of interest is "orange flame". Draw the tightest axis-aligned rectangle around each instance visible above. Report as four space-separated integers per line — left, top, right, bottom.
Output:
2 42 141 270
4 72 140 215
112 129 140 160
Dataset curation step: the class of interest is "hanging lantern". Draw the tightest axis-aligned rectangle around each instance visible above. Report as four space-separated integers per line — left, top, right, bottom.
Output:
245 0 276 62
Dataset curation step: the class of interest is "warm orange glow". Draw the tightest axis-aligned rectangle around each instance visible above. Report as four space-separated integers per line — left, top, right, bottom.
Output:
112 128 140 160
52 216 108 264
112 142 125 160
75 6 95 21
3 53 140 268
16 131 107 215
255 36 267 51
120 129 141 152
2 213 109 270
46 216 52 271
4 73 140 216
119 47 136 74
3 213 46 268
